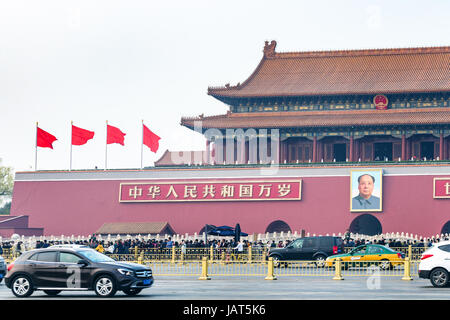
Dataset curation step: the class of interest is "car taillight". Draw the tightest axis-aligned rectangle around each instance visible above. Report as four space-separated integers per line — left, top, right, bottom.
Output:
333 246 338 254
421 254 433 260
7 263 14 272
397 253 403 259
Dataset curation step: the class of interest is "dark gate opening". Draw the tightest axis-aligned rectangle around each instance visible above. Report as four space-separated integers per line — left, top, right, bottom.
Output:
420 141 434 160
349 214 382 236
265 220 292 233
441 221 450 235
374 142 393 161
333 144 346 162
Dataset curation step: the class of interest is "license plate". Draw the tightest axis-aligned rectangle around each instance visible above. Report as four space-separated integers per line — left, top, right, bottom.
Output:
143 279 151 285
0 274 3 279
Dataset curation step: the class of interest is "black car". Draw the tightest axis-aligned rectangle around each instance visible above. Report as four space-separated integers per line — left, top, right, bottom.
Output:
268 236 344 267
4 247 153 297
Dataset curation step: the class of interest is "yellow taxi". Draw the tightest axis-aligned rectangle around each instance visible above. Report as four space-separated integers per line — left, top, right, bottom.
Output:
325 244 405 270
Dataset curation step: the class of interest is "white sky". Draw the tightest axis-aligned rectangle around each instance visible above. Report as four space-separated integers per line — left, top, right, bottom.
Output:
0 0 449 172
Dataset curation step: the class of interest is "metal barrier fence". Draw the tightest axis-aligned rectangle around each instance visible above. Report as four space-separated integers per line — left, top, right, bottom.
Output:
0 245 423 281
139 257 418 281
0 245 428 262
110 247 266 264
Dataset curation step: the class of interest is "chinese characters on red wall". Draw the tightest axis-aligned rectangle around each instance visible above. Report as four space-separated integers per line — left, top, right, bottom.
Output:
434 178 450 198
120 179 302 202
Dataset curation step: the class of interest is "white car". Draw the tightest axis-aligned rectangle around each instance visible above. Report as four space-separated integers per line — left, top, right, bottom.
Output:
418 240 450 287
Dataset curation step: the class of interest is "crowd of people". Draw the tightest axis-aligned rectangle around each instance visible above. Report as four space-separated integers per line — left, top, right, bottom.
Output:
0 236 258 257
0 233 448 257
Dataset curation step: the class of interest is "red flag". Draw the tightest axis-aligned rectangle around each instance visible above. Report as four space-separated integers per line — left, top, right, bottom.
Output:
37 127 57 149
72 125 95 146
107 124 126 145
143 124 161 153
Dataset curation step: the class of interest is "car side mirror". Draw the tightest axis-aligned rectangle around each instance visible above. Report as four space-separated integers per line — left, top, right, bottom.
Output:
77 259 88 266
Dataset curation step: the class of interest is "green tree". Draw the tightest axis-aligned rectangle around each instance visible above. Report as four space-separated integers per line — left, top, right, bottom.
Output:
0 202 11 215
0 163 14 196
0 160 14 215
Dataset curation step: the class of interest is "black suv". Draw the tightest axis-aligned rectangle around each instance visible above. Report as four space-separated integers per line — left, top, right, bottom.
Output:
268 236 344 267
4 247 153 297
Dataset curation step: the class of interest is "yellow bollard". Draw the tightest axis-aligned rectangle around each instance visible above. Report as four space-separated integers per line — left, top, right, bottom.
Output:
210 245 214 262
199 257 211 280
265 257 277 280
402 257 413 281
408 245 412 260
247 245 252 264
171 246 176 264
261 247 267 265
134 246 138 260
179 251 185 265
220 251 226 265
333 258 344 280
137 252 143 265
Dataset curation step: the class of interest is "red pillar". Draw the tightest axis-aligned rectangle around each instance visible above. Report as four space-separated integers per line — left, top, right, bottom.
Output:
280 140 287 163
313 136 317 162
206 140 210 164
278 139 285 164
401 134 406 161
240 139 246 164
349 136 354 162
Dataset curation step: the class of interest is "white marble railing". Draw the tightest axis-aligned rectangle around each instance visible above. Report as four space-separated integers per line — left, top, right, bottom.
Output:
1 230 448 250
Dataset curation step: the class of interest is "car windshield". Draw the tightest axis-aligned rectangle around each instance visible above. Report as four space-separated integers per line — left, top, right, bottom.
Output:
351 246 366 254
78 250 115 263
383 246 396 253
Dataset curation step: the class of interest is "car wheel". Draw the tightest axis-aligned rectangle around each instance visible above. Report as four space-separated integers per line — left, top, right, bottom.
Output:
43 290 61 296
430 268 449 288
123 288 142 296
94 275 117 297
379 259 392 270
11 275 34 298
314 255 327 268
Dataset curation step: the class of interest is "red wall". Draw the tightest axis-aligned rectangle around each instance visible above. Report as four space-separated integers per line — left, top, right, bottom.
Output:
10 173 450 238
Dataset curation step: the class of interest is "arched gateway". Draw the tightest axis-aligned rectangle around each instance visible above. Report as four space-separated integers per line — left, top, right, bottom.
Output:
349 214 382 236
441 221 450 235
265 220 292 233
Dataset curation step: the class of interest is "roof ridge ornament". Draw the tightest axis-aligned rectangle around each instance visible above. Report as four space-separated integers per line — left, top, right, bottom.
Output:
264 40 277 58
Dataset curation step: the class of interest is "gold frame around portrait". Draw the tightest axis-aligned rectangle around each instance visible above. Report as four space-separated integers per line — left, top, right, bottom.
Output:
350 169 383 212
119 179 302 203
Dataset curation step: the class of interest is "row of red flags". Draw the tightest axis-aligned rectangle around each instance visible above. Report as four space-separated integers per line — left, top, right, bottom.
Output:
37 123 161 153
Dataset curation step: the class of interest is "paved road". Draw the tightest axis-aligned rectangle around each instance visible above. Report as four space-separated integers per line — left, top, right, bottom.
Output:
0 276 448 300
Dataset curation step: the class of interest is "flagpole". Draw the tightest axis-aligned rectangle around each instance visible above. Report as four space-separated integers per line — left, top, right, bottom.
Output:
105 120 108 171
141 120 144 170
35 122 38 171
70 121 73 171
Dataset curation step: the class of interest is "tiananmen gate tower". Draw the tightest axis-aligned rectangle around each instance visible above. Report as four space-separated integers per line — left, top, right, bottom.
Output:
7 41 450 238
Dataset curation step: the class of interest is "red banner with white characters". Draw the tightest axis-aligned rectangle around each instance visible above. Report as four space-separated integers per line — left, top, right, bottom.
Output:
119 179 302 202
433 178 450 198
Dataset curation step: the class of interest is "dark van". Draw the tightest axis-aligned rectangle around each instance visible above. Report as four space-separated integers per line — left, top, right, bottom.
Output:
268 236 344 267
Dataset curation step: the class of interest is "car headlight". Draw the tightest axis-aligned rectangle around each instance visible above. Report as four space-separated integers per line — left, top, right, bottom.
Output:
118 268 134 276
